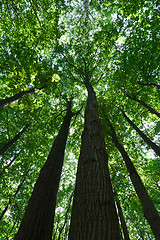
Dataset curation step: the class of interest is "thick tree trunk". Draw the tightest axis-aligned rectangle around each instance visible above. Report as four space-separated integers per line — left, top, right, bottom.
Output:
114 194 130 240
0 170 29 221
104 115 160 240
15 102 74 240
0 125 29 157
68 82 121 240
125 93 160 118
0 86 45 109
122 110 160 157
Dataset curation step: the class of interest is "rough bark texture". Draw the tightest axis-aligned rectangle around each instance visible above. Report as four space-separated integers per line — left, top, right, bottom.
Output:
122 110 160 157
68 82 121 240
0 86 45 109
105 116 160 240
0 125 29 156
15 103 73 240
125 93 160 118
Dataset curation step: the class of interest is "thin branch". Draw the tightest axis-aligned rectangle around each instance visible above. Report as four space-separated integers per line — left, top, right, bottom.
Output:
78 52 87 75
8 203 21 235
28 0 42 27
57 191 74 240
6 109 10 140
10 0 22 19
137 81 160 90
0 150 21 178
68 71 83 84
92 71 105 86
87 48 98 68
0 169 29 221
55 109 67 120
60 52 85 77
71 105 84 127
89 62 99 78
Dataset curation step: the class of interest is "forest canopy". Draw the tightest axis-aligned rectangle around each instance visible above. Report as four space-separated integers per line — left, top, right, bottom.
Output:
0 0 160 239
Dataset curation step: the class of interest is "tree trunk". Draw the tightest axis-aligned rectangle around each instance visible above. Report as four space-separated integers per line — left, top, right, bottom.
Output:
114 193 130 240
0 170 29 221
0 86 45 109
15 101 74 240
68 81 121 240
122 110 160 157
0 125 29 157
57 192 74 240
124 93 160 118
0 151 21 178
104 114 160 240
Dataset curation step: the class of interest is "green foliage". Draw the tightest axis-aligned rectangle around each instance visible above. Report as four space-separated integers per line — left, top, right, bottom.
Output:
0 0 159 239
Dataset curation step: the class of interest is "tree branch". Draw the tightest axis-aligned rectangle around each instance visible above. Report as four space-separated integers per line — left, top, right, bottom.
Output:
60 52 85 77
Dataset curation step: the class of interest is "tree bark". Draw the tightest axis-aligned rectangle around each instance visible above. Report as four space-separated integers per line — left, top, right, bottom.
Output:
15 102 74 240
68 81 121 240
104 114 160 240
122 110 160 157
0 86 45 109
0 125 29 157
124 93 160 118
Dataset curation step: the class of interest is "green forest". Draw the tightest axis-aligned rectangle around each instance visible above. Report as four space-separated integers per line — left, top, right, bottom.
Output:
0 0 160 239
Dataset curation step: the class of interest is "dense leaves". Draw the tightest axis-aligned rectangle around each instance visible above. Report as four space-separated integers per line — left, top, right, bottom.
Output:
0 0 159 239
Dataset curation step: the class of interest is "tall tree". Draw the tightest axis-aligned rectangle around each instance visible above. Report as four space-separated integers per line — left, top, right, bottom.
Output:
15 99 77 240
0 125 29 157
0 151 20 178
103 112 160 239
0 86 46 109
114 192 131 240
0 170 29 222
123 92 160 118
68 79 121 239
0 0 159 239
122 110 160 157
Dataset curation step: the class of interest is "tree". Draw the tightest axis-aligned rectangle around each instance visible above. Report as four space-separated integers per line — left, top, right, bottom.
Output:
0 86 46 109
0 170 29 222
0 125 29 157
15 99 77 240
103 112 160 239
123 92 160 118
114 191 130 240
0 0 159 239
68 80 121 239
121 110 160 157
0 151 20 178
